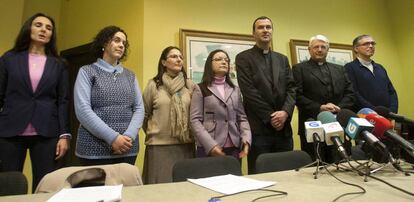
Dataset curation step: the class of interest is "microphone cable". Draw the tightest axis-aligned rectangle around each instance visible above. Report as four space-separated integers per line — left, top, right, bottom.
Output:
208 187 288 202
316 147 366 202
347 161 414 197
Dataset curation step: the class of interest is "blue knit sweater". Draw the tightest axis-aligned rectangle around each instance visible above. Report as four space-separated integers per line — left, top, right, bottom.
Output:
74 59 144 159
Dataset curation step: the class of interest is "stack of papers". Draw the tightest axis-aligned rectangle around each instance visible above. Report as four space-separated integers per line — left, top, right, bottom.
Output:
47 184 123 202
188 174 276 195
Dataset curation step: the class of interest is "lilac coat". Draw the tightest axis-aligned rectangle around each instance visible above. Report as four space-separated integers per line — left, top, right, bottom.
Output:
190 83 252 155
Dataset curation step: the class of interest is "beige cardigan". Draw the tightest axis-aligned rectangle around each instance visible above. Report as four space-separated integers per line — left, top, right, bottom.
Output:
143 79 195 145
35 163 142 193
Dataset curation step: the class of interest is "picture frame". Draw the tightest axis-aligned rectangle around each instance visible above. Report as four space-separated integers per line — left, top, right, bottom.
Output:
289 39 355 66
179 29 256 84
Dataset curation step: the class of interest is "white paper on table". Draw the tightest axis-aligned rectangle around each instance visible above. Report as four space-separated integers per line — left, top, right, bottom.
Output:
47 184 123 202
187 174 276 195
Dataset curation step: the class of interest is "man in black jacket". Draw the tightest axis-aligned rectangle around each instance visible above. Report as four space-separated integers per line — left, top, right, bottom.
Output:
292 35 354 162
236 16 296 174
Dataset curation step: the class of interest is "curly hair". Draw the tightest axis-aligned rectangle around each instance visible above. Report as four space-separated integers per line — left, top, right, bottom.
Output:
11 13 59 57
91 25 129 61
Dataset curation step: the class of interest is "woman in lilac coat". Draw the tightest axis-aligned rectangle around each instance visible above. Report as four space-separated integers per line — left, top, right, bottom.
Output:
190 49 251 160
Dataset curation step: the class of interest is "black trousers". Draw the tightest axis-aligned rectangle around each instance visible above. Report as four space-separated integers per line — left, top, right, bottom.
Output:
78 156 137 166
0 136 62 192
247 135 293 174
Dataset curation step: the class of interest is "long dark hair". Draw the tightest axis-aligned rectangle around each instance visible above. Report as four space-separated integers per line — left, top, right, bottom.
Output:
11 13 59 57
153 46 188 88
91 25 129 61
200 49 234 88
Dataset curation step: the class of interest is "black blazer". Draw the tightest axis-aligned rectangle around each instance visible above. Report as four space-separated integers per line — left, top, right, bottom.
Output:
235 46 296 137
0 51 70 137
292 60 354 136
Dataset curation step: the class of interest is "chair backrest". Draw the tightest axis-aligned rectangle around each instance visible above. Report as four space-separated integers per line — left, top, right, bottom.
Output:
172 156 241 182
0 171 28 196
255 151 312 174
35 163 142 193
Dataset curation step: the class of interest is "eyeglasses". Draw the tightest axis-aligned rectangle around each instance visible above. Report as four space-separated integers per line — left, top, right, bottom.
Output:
167 54 184 60
358 41 376 47
212 58 230 63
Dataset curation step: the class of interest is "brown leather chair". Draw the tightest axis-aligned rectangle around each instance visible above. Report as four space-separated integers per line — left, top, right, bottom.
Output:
35 163 142 193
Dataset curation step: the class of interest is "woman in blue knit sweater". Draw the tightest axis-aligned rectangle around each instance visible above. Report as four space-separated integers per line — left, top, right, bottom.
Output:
74 26 144 165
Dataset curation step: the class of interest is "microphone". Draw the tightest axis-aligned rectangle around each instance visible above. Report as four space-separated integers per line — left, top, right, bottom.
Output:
357 108 377 119
317 111 336 124
304 119 324 143
365 114 414 158
337 109 389 162
317 111 349 160
374 106 414 126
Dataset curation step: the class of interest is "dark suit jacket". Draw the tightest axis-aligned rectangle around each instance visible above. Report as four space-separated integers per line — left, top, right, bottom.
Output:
292 60 354 136
235 46 296 137
0 51 70 137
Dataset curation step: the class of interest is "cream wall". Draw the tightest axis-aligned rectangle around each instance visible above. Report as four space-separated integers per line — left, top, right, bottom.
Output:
59 0 144 81
386 0 414 117
22 0 61 29
0 0 24 53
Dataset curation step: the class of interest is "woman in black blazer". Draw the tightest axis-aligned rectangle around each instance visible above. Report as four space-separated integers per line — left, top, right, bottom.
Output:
0 13 70 191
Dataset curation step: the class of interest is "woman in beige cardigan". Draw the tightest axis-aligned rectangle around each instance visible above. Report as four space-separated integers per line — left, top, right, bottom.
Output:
142 46 195 184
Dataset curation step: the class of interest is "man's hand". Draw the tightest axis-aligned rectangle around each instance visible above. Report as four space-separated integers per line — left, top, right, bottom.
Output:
271 110 288 131
320 103 340 113
55 138 69 160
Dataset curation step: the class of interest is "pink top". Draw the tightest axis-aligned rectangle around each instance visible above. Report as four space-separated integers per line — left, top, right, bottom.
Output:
21 53 46 136
212 76 225 98
212 76 235 148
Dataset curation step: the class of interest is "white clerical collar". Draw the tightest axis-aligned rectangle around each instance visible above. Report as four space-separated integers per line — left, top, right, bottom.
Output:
357 57 372 66
357 57 374 73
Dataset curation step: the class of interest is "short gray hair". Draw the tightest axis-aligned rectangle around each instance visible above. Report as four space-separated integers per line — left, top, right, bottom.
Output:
309 35 330 48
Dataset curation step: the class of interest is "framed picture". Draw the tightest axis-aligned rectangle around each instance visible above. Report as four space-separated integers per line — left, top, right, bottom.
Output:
289 39 355 66
179 29 256 84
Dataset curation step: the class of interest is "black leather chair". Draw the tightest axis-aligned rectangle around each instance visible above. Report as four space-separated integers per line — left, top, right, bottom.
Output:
172 156 242 182
0 171 28 196
255 151 312 174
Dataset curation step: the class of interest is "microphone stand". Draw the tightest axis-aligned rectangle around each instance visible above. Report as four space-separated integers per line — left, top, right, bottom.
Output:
296 134 334 179
353 142 410 182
